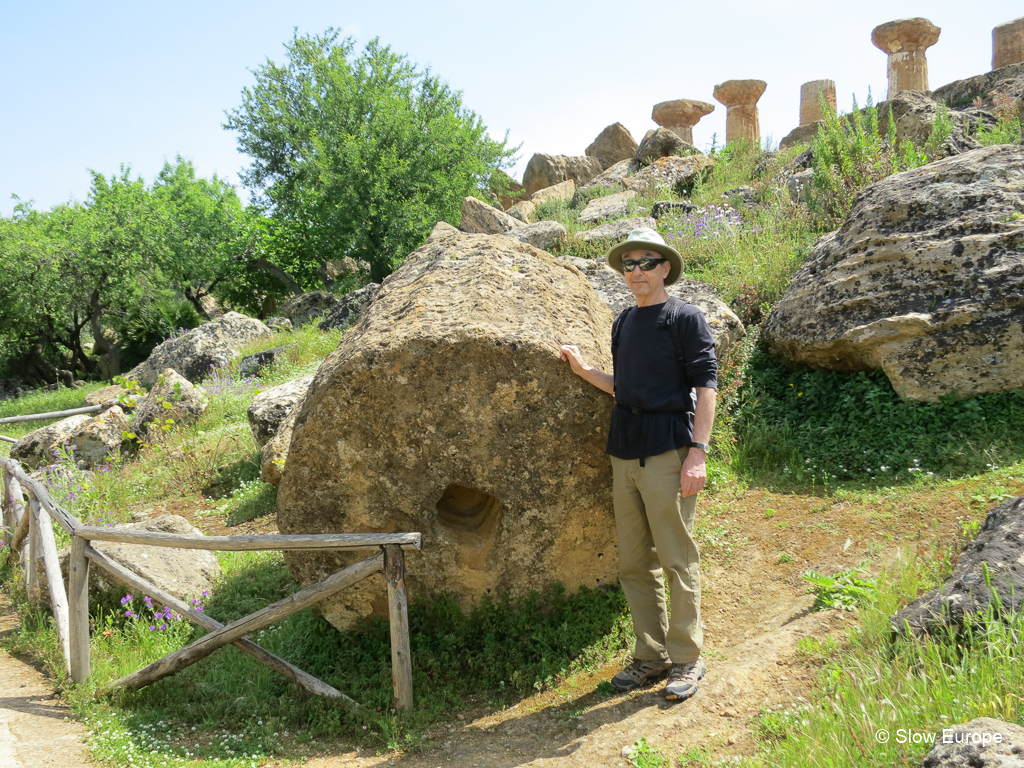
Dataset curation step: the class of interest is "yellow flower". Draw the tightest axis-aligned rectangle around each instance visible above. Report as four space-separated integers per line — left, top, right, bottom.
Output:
797 392 803 397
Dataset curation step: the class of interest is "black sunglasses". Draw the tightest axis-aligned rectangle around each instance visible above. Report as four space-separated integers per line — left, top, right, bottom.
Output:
621 257 666 272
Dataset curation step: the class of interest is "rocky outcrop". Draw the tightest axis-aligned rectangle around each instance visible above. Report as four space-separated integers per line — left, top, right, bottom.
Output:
561 258 745 357
238 345 294 377
890 495 1024 636
67 406 131 469
779 121 821 150
651 201 699 219
624 155 713 195
505 200 537 223
922 718 1024 768
125 312 271 386
247 375 314 448
506 221 568 252
762 144 1024 401
582 159 640 191
933 62 1024 110
530 180 576 206
260 407 298 487
635 128 696 166
129 370 207 443
84 385 132 409
10 415 93 469
522 154 602 196
63 514 222 604
722 185 757 208
459 196 524 234
281 292 340 327
585 123 638 170
276 230 618 629
317 283 382 333
574 217 658 244
578 191 637 224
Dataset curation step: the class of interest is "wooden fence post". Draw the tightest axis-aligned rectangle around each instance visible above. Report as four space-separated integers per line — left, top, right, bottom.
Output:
26 502 39 601
31 498 71 671
384 544 413 713
69 535 91 683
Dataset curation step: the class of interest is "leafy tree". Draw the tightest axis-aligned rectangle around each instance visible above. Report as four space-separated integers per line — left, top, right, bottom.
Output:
224 30 516 284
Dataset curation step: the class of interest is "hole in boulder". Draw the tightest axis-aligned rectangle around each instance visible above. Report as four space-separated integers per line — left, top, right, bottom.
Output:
435 483 503 533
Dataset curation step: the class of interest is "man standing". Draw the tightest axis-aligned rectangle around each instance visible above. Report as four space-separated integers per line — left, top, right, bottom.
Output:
560 227 717 702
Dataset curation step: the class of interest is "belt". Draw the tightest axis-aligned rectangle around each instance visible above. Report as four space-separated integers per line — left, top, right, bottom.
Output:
615 404 688 416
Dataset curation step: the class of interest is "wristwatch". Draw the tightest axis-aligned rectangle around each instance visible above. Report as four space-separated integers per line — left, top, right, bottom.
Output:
690 442 710 454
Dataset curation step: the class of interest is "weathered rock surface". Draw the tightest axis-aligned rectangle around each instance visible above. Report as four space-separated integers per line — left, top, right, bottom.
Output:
561 258 745 357
651 201 699 219
317 283 382 333
130 370 207 443
247 375 314 449
493 170 527 210
505 200 537 223
238 345 294 378
891 495 1024 636
875 91 981 158
522 154 602 196
578 191 637 224
10 415 93 469
779 121 821 150
126 312 271 386
260 406 299 487
276 230 618 628
84 385 132 409
574 217 658 244
585 123 638 170
530 180 576 206
264 316 293 331
933 62 1024 111
635 128 696 166
281 292 340 327
67 406 130 468
623 155 713 195
787 169 814 203
62 514 222 603
459 196 524 234
505 221 568 252
921 717 1024 768
581 159 641 191
721 185 757 208
762 144 1024 401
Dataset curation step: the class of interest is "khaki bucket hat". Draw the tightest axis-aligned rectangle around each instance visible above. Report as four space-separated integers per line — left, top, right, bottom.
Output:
605 227 683 286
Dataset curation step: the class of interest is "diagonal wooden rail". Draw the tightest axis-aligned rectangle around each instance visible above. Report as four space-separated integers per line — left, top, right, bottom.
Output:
1 455 421 711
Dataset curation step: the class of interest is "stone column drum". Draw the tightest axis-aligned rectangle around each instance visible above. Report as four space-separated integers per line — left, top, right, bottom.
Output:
651 99 715 144
993 17 1024 70
871 18 941 98
713 80 767 145
800 80 836 125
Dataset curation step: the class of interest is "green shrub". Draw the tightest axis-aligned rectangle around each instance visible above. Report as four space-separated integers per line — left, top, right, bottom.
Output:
976 93 1023 146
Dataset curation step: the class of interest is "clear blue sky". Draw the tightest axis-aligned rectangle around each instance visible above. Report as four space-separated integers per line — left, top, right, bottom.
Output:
1 0 1020 217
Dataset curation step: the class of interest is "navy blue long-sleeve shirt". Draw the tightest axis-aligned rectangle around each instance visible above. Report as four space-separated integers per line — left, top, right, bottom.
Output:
607 297 718 460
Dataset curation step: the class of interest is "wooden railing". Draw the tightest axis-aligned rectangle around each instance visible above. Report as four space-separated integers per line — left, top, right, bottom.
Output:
1 455 420 711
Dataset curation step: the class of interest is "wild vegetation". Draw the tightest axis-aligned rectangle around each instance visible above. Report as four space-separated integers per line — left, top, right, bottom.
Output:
2 46 1024 768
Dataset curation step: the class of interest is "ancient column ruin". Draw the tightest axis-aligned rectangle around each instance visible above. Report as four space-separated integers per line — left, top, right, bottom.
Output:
871 18 941 97
799 80 836 126
993 17 1024 70
712 80 767 145
651 99 715 144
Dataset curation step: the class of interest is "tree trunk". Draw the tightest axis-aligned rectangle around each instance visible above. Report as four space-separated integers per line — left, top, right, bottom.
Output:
89 291 121 381
251 258 303 295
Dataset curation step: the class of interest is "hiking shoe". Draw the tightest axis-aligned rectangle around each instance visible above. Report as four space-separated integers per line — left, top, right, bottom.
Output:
610 658 672 692
664 658 706 701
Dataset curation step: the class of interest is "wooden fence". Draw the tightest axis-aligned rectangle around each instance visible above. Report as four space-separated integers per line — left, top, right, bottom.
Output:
1 454 421 710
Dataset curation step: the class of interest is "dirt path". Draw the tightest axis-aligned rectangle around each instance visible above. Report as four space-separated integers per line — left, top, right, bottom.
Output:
0 597 97 768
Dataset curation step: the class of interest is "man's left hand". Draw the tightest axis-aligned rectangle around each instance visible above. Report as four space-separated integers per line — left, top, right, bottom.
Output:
680 449 707 497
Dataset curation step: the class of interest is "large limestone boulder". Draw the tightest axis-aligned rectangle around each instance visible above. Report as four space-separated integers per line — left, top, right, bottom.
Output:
562 258 745 357
635 128 696 166
61 514 222 604
129 370 208 443
505 200 537 223
578 191 637 224
581 159 640 191
260 406 299 487
530 179 576 206
623 155 714 195
126 312 271 386
522 154 602 196
932 61 1024 113
84 384 132 409
276 229 618 628
922 718 1024 768
762 145 1024 401
585 123 638 170
505 221 568 252
11 414 92 469
318 283 381 333
67 406 131 469
281 292 340 327
247 375 314 448
459 196 524 234
574 216 658 244
890 495 1024 637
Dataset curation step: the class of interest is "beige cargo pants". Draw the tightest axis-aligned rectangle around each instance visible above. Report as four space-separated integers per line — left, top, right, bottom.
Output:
610 447 702 664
